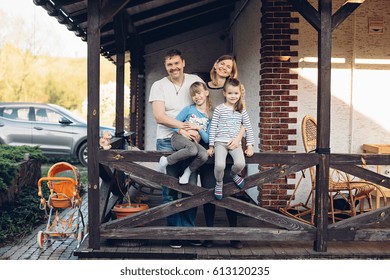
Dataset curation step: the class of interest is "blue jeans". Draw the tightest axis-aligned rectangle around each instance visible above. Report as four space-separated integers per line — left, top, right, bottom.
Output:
157 138 198 227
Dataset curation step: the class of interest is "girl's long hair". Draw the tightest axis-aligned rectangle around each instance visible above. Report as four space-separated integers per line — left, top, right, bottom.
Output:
189 82 213 118
210 55 238 87
223 78 245 113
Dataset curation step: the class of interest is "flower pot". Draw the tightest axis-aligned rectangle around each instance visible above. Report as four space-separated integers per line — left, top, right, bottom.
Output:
112 203 149 219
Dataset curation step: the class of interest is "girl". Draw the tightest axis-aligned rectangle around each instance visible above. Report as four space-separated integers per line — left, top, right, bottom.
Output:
200 55 246 249
158 81 212 184
208 78 254 200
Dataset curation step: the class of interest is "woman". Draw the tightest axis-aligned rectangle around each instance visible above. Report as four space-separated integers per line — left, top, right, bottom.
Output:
199 55 248 249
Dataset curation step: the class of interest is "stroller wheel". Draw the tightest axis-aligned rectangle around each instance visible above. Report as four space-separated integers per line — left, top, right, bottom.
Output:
37 230 45 249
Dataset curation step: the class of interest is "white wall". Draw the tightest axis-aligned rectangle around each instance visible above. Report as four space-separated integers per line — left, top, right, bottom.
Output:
230 0 262 201
230 0 261 154
292 0 390 203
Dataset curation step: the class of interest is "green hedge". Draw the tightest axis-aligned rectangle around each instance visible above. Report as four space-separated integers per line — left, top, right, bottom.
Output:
0 145 46 192
0 145 47 244
0 185 48 244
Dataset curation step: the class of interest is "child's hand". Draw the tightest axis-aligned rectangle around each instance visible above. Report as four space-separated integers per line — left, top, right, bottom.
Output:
227 137 240 150
207 147 214 157
188 122 200 131
245 145 254 157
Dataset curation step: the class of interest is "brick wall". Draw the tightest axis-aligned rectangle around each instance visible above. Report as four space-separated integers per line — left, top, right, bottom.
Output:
259 0 298 209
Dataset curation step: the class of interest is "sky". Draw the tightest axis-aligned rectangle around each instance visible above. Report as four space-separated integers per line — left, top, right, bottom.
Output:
0 0 87 58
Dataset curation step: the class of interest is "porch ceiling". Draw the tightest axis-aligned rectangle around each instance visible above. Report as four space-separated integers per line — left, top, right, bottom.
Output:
34 0 239 61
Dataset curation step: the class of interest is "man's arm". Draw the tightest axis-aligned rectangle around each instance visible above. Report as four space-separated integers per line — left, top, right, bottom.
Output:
152 101 199 141
152 101 187 129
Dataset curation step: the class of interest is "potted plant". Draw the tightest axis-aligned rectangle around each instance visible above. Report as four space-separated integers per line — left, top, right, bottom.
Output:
112 174 149 219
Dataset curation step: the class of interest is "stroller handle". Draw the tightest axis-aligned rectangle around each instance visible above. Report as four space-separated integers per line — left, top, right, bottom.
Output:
38 177 77 197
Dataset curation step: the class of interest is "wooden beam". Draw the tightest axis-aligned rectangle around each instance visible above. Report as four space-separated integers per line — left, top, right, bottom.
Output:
288 0 320 31
99 180 114 223
100 0 131 28
87 0 101 250
332 2 362 31
100 162 312 230
98 150 320 165
100 227 315 241
328 206 390 230
331 164 390 189
215 197 315 231
331 153 390 166
328 229 390 241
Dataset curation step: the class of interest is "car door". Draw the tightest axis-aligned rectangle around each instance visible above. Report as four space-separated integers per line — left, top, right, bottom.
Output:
0 105 33 146
32 107 75 155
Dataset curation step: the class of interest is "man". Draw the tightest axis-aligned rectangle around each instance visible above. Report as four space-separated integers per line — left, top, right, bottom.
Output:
148 49 203 249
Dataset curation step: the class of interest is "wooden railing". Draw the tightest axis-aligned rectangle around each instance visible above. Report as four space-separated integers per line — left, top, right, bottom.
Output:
87 150 390 251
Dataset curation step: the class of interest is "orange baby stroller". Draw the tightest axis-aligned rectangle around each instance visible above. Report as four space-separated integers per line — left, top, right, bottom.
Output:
37 162 87 248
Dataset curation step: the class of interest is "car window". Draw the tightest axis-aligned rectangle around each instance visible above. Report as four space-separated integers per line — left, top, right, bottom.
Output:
34 108 62 123
1 107 30 121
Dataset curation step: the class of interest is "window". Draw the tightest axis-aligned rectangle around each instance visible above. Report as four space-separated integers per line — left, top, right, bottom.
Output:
35 108 62 123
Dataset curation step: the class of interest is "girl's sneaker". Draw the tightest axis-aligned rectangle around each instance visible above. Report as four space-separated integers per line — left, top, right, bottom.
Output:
232 173 245 189
157 156 168 174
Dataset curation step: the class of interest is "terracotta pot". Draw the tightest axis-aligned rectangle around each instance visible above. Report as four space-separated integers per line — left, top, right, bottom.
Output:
112 203 149 219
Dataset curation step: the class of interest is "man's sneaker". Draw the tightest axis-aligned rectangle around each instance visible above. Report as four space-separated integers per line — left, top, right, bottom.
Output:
230 240 243 249
169 240 182 249
203 240 214 248
189 240 202 246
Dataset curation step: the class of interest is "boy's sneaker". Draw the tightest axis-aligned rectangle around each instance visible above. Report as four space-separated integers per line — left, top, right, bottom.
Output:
169 240 182 249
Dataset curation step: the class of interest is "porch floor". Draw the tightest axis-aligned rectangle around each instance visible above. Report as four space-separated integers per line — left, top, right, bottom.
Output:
74 237 390 260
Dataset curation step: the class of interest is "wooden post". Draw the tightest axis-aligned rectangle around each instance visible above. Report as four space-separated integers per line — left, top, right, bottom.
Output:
313 0 332 252
129 40 145 149
87 0 101 250
114 12 125 137
289 0 364 252
129 50 138 143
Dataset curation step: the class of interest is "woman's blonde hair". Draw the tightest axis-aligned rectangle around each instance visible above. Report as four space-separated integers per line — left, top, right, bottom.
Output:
210 55 238 87
223 78 245 113
189 81 213 118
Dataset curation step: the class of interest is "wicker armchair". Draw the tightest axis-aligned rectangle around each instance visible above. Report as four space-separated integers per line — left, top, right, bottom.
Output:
280 115 387 224
303 115 387 223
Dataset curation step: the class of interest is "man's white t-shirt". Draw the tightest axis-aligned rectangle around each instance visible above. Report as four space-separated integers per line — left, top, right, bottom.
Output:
149 73 203 139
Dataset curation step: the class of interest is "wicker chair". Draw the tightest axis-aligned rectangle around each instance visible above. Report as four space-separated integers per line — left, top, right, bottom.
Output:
280 115 387 224
302 115 387 223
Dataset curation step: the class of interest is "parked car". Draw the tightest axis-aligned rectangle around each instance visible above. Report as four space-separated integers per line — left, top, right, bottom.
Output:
0 102 117 166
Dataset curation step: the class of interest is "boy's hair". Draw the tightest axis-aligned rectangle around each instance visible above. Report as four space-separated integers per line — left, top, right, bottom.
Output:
223 78 245 113
210 54 238 86
189 81 213 118
164 49 184 62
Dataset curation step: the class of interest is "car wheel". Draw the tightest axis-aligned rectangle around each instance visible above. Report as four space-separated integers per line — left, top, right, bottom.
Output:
77 142 88 167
